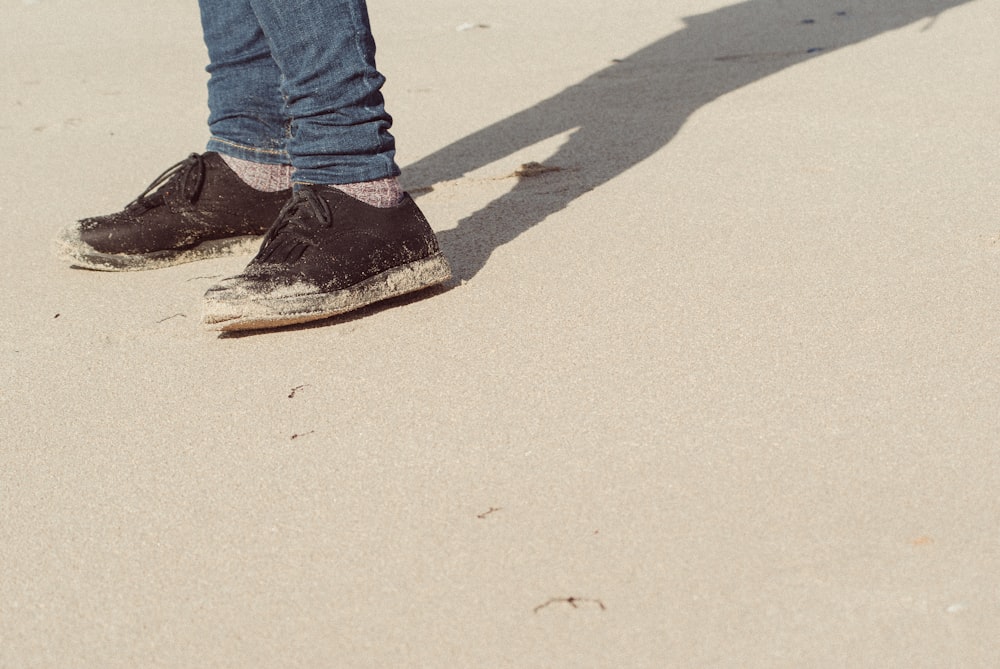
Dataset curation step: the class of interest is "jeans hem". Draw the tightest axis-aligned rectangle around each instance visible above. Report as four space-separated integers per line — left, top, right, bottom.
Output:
207 136 290 165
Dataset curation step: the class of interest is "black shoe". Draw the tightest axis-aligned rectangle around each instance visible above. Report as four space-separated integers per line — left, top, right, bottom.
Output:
57 152 292 271
202 185 451 331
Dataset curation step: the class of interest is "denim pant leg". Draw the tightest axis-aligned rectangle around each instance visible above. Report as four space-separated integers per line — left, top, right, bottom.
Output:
199 0 290 165
247 0 399 184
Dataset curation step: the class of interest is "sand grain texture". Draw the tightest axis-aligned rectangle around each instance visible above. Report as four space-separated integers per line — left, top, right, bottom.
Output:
2 0 999 667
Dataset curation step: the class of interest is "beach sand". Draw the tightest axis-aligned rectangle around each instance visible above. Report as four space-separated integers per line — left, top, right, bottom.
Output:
2 0 999 666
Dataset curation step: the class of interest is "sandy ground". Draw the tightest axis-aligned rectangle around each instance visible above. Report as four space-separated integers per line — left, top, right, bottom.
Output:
2 0 1000 666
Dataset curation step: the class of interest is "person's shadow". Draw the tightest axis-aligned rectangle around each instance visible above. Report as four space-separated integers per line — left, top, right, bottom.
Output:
402 0 976 282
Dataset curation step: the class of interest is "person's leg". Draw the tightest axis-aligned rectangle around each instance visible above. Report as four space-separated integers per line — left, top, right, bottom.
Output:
200 0 290 173
202 0 450 331
200 0 296 190
244 0 398 186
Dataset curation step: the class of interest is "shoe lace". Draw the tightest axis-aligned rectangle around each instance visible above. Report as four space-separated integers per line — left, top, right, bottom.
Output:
255 187 333 264
125 153 207 213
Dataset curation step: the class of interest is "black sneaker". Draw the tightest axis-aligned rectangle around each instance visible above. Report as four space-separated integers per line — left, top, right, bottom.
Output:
57 152 292 271
202 185 451 331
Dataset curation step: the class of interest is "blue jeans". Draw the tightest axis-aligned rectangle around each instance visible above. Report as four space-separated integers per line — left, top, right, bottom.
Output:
198 0 399 185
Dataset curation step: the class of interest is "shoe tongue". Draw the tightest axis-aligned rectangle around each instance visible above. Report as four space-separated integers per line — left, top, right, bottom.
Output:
298 187 332 222
258 190 324 256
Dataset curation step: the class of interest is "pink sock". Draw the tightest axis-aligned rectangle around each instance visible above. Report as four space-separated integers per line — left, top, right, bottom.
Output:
332 177 404 208
220 154 292 192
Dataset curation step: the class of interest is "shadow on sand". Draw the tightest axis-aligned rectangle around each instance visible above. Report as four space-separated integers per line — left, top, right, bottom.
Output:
403 0 976 281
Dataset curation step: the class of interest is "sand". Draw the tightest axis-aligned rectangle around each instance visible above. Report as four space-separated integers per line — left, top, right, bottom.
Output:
2 0 999 666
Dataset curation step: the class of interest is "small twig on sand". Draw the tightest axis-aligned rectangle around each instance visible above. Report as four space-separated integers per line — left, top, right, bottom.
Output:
476 507 502 519
512 161 562 178
533 597 606 614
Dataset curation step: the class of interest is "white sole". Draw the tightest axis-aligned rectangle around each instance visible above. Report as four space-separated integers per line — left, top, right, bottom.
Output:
202 253 452 332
